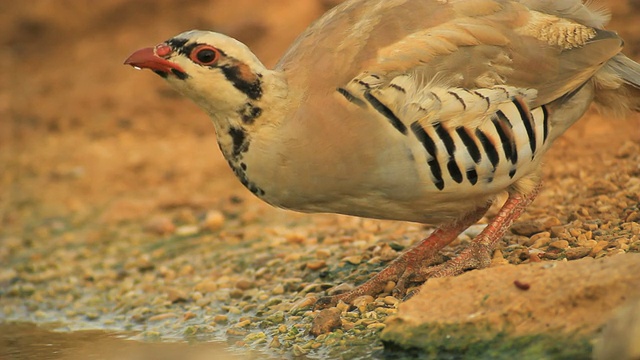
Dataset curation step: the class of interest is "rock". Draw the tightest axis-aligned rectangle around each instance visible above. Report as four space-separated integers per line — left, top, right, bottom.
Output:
593 298 640 360
201 210 225 231
548 240 569 249
382 254 640 358
510 221 546 236
310 307 342 336
145 217 175 235
306 260 327 271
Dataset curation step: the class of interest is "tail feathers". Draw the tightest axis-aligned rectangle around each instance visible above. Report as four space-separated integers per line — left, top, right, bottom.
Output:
593 54 640 116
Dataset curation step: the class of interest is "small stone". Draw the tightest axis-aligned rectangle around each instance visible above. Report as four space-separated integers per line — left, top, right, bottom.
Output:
310 307 342 336
565 247 592 260
549 240 570 249
549 226 566 238
166 288 188 303
290 296 317 315
175 225 199 236
569 228 582 238
626 211 640 223
383 281 396 294
183 311 197 321
367 323 387 330
292 344 309 356
328 283 353 296
585 239 598 248
531 236 551 249
213 315 228 324
353 295 374 312
244 331 266 342
343 255 362 265
528 232 551 246
201 210 225 231
285 233 306 244
194 280 218 293
148 313 178 322
235 319 252 328
178 265 195 276
236 279 255 290
383 296 400 306
145 217 175 235
306 260 327 271
272 284 285 295
316 249 332 259
590 240 610 256
229 289 244 299
511 221 546 236
589 180 619 195
269 336 281 348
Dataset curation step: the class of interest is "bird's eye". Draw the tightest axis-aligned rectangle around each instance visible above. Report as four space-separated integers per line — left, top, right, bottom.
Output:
190 45 220 66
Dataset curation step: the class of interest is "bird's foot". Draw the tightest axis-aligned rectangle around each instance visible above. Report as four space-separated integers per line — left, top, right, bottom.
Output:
315 205 491 310
316 181 542 310
314 252 445 309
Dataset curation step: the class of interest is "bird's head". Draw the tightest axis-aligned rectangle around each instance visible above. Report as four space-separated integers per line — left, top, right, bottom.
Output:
125 30 269 119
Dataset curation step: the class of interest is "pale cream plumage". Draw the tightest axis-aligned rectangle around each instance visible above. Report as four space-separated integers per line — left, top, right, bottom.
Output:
125 0 640 305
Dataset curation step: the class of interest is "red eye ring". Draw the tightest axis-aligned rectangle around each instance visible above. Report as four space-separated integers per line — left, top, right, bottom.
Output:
190 45 220 65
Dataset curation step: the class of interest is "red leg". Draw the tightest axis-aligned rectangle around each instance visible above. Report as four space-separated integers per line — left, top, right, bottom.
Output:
415 182 543 280
315 203 491 309
316 182 543 309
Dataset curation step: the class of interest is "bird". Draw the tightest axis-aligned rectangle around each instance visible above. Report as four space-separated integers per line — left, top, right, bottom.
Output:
125 0 640 308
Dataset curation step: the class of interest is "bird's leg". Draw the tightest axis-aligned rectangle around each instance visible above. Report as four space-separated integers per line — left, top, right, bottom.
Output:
413 181 543 282
315 203 490 309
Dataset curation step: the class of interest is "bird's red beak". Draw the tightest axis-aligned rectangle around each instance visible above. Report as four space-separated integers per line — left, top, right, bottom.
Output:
124 45 186 77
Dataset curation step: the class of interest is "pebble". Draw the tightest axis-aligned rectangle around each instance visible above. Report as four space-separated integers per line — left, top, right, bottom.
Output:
565 247 592 260
183 311 196 321
306 260 327 271
269 336 281 348
366 323 386 330
352 295 374 313
244 331 266 342
383 296 400 307
236 279 255 290
328 283 353 296
316 249 332 259
166 288 188 303
290 296 317 315
383 281 396 294
213 314 228 324
272 284 285 295
175 225 199 236
531 236 551 249
194 280 218 293
511 221 547 236
343 255 362 265
148 313 178 322
145 217 175 235
590 240 610 256
310 308 342 336
201 210 225 231
549 240 569 250
528 232 551 246
235 319 252 328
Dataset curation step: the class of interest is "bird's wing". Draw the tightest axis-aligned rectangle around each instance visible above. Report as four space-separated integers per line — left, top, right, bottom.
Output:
277 0 622 114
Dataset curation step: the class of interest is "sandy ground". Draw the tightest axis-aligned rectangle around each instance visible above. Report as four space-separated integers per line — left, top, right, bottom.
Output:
1 1 640 359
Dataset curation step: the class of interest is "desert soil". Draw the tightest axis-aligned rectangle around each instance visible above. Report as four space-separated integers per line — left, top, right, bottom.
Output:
1 1 640 359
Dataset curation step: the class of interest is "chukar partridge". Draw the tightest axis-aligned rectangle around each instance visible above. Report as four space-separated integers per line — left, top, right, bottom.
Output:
125 0 640 307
